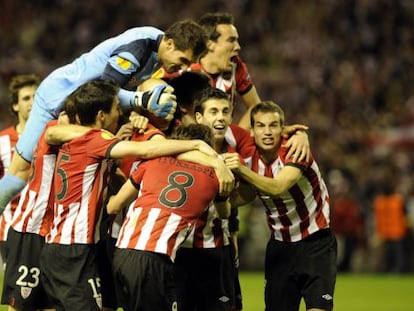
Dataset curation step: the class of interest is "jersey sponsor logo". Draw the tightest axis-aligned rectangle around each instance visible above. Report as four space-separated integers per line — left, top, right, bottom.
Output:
116 57 132 70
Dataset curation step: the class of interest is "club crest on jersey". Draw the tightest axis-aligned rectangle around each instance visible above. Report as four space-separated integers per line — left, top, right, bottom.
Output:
116 57 132 70
100 130 114 140
20 286 32 299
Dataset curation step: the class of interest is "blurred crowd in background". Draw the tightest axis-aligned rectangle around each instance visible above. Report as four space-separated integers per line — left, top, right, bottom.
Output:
1 0 413 273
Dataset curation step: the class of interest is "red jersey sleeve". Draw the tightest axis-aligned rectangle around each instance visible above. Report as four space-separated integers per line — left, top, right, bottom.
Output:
226 124 256 159
233 56 254 95
119 123 165 176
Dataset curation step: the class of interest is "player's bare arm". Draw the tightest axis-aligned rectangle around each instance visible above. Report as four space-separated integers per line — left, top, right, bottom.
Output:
109 139 217 159
178 151 235 197
214 198 231 219
235 165 302 197
221 152 257 206
45 124 90 145
238 86 261 130
107 179 138 214
230 180 257 207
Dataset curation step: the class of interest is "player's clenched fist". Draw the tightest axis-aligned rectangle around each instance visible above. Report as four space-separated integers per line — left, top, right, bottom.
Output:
134 84 177 121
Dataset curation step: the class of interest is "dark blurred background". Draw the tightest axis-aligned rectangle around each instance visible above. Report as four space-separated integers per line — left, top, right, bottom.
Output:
1 0 413 273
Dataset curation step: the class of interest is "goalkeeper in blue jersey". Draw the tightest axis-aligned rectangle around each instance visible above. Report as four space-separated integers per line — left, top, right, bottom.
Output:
0 19 207 213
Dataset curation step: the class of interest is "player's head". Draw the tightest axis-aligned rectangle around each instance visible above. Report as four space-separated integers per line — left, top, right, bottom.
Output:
198 12 240 72
169 71 211 125
250 101 285 152
159 19 207 73
71 80 121 134
170 123 214 147
8 73 40 121
194 87 232 143
60 95 78 125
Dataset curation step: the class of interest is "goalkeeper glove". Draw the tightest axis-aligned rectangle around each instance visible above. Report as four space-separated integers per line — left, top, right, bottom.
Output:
134 84 177 122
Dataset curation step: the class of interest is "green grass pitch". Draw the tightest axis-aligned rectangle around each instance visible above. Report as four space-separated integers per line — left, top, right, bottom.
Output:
0 272 413 310
240 271 414 311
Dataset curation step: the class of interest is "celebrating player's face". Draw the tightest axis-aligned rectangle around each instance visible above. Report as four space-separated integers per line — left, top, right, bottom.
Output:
252 111 283 152
196 98 232 142
13 85 37 122
103 97 122 134
162 48 193 73
213 24 240 72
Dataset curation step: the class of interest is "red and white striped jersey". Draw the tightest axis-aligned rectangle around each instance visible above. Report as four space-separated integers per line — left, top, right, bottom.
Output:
116 156 220 261
119 124 165 177
12 121 59 236
0 126 18 178
154 55 254 107
0 126 20 241
189 56 253 104
180 203 231 249
109 123 165 240
46 129 120 245
245 139 330 242
181 124 253 249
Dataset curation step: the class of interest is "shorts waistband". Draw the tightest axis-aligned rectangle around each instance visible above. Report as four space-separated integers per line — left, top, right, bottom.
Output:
303 228 332 242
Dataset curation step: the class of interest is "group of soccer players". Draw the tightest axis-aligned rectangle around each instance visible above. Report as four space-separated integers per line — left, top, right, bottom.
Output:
0 12 336 311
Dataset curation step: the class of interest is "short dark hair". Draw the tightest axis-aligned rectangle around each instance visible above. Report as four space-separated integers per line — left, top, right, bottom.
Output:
164 19 207 61
194 87 230 115
169 72 211 112
8 73 40 115
198 12 234 41
62 95 78 124
71 80 120 125
250 101 285 127
170 123 214 147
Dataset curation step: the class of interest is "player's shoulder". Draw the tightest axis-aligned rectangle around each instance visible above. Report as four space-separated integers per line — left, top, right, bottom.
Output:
45 120 59 128
0 125 17 137
130 123 165 142
85 128 116 141
228 124 250 139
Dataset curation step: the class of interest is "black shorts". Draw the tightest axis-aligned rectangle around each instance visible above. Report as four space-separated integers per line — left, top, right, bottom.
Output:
174 246 235 311
230 240 242 310
1 229 53 310
112 248 177 311
265 229 337 311
96 237 118 309
0 240 7 269
40 243 102 311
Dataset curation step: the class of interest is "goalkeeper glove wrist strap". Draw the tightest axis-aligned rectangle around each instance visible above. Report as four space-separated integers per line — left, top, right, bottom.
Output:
134 91 150 110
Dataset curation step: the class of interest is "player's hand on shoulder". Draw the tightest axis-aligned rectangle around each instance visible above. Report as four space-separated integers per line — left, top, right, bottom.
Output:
129 111 149 134
195 140 218 157
282 123 309 138
283 130 310 162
